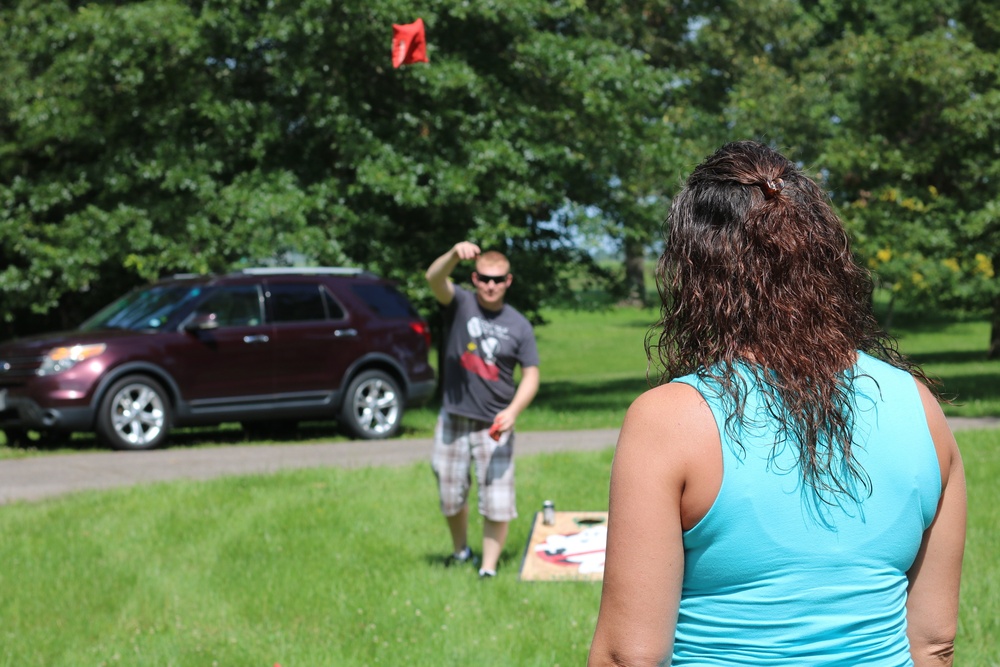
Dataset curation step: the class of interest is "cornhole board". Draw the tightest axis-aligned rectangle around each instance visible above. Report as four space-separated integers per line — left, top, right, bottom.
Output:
519 510 608 582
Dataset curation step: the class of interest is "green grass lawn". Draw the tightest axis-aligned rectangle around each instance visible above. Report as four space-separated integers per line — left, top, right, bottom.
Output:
0 429 996 666
958 429 1000 665
1 306 998 458
894 318 1000 417
417 307 999 433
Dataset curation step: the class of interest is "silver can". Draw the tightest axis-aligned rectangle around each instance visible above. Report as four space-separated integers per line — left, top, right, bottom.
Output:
542 500 555 526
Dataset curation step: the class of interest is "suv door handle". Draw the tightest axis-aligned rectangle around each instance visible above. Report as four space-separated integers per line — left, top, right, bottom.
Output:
243 334 270 344
334 328 358 337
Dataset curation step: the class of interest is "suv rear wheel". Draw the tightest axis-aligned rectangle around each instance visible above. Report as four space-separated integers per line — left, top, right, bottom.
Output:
97 375 172 451
340 369 403 440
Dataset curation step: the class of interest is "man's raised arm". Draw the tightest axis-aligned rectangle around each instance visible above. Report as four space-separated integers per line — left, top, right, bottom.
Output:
425 241 481 305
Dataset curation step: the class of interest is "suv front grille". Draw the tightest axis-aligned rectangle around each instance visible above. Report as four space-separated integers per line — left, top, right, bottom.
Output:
0 354 44 385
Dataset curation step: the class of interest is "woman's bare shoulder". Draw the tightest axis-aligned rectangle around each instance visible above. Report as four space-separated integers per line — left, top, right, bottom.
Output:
625 381 713 428
618 381 717 459
914 378 961 478
615 381 722 529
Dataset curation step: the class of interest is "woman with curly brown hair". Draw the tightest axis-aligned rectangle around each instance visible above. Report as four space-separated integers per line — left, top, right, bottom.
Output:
588 141 966 667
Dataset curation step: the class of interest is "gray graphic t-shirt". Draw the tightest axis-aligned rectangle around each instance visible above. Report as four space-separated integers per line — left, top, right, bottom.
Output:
442 286 539 423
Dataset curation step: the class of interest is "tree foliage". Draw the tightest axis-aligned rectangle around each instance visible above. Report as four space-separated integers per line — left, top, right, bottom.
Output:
684 0 1000 351
2 0 685 333
2 0 999 354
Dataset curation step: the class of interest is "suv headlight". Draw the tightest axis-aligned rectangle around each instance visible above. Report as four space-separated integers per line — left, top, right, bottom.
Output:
37 344 107 376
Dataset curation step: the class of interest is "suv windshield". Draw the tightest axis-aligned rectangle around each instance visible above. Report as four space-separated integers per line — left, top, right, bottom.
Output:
80 285 205 331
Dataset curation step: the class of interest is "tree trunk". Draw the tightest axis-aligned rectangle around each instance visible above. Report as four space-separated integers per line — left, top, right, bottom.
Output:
882 290 896 334
989 286 1000 360
623 238 647 307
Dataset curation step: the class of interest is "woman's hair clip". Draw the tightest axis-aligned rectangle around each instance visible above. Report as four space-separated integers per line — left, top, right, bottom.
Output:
762 177 785 199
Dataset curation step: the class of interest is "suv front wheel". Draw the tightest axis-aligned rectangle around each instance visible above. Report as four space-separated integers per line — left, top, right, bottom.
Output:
340 369 403 440
97 375 172 451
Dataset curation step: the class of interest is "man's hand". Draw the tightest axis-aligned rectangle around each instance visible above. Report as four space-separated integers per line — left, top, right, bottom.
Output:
490 409 517 439
452 241 481 262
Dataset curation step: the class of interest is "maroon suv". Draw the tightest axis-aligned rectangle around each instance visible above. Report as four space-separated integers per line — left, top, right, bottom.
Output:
0 268 435 450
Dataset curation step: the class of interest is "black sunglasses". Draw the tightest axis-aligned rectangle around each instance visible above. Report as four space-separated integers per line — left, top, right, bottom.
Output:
474 272 509 285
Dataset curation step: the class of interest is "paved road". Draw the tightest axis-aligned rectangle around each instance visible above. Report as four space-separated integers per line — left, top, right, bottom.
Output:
2 417 997 506
0 428 622 505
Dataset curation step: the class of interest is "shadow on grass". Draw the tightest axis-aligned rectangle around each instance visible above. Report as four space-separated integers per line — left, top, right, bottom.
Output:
0 405 444 456
534 377 650 412
908 349 993 364
420 539 530 574
535 360 1000 416
1 419 398 455
614 315 658 331
931 373 1000 406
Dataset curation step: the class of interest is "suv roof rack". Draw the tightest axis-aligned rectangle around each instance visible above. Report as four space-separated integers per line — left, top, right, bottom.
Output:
237 267 370 276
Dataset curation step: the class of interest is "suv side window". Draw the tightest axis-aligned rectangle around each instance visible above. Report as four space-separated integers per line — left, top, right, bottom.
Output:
321 288 346 320
269 283 334 323
194 285 263 327
351 283 417 318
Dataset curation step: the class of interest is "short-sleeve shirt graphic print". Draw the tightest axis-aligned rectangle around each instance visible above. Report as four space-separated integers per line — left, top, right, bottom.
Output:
442 286 539 422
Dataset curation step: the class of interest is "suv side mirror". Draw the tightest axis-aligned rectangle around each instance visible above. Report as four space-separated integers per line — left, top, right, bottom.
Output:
184 313 220 332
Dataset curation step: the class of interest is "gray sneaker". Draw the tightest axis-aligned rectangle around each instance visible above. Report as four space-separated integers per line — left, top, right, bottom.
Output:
445 546 478 567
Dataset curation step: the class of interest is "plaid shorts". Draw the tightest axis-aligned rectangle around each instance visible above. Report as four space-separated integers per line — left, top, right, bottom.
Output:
431 411 517 522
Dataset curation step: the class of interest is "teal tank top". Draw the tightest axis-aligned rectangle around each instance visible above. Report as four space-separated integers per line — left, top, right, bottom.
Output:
670 352 941 666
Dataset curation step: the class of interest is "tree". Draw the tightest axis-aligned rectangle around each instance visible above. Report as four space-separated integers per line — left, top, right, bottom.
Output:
2 0 691 336
0 0 334 334
545 0 700 307
5 0 997 349
688 0 1000 353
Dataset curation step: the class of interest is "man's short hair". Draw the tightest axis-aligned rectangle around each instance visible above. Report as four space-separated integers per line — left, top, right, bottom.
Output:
477 251 510 273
